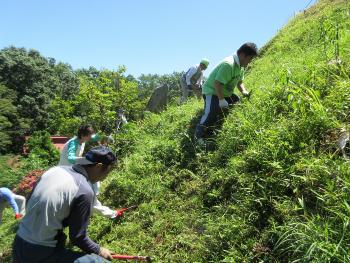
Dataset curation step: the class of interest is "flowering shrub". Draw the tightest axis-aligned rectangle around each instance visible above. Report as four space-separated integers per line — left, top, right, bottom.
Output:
26 131 59 166
13 169 44 198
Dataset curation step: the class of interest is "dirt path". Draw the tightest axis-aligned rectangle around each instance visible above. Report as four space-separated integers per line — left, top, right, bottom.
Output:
6 155 22 169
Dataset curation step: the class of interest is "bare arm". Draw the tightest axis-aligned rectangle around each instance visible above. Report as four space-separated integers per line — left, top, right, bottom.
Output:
237 81 249 96
214 80 225 100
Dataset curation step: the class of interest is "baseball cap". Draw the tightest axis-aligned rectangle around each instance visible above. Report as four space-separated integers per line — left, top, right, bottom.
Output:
85 146 117 165
200 58 209 67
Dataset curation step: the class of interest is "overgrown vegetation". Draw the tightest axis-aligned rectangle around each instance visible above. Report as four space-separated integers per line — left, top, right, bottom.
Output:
1 0 350 262
0 155 23 190
96 1 350 262
0 131 59 192
0 48 181 153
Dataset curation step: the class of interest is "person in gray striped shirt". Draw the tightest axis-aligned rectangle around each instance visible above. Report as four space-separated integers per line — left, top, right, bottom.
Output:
13 146 117 263
59 124 118 220
179 59 209 103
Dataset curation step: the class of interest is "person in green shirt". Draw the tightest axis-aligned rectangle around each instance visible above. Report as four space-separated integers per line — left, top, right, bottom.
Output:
194 43 258 141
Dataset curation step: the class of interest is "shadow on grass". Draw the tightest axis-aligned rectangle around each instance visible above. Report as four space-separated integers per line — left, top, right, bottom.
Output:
178 106 232 171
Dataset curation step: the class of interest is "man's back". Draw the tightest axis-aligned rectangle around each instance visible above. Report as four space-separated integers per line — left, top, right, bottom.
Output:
17 166 92 247
202 55 244 97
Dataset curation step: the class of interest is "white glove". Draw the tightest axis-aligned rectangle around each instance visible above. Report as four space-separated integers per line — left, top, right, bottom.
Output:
107 135 115 143
219 99 229 108
242 90 250 97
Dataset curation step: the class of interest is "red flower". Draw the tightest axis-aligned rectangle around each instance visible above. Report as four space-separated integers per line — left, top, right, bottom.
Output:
13 169 45 198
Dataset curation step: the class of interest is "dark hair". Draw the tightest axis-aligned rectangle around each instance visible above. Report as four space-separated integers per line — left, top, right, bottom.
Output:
77 125 94 139
82 163 114 171
237 42 259 57
85 146 117 166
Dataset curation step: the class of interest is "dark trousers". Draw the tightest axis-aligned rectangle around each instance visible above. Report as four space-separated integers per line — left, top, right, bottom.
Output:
195 94 240 139
12 235 108 263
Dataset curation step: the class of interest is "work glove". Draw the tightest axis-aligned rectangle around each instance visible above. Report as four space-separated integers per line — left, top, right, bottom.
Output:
242 90 250 97
15 213 23 220
115 209 124 218
107 135 115 143
219 99 229 108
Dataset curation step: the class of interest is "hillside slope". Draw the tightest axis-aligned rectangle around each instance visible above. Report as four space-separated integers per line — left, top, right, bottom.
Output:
1 0 349 262
94 0 350 262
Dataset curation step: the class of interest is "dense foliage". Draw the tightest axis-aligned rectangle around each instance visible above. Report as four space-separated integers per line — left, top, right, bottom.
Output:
0 47 79 151
0 47 79 131
0 84 21 152
12 169 45 198
138 72 183 102
0 131 59 200
0 155 23 190
1 0 350 262
94 1 350 262
26 131 60 166
48 67 146 135
0 47 181 153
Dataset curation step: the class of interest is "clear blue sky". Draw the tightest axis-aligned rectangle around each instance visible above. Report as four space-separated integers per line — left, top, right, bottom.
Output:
0 0 316 77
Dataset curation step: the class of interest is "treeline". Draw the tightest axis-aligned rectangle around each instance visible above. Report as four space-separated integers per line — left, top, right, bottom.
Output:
0 46 182 154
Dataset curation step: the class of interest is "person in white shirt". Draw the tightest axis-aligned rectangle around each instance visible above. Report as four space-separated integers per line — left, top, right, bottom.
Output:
59 125 119 220
180 58 209 103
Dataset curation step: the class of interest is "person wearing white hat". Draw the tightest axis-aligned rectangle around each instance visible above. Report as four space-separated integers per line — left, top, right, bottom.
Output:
179 58 209 103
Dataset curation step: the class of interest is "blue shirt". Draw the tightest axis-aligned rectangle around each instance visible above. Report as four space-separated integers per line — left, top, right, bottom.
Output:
0 187 19 214
59 134 100 166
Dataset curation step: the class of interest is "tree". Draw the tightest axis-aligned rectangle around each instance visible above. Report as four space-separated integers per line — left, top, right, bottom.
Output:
75 66 100 79
0 84 18 152
53 62 79 100
137 72 183 102
26 131 59 166
48 68 146 135
0 46 79 134
0 83 29 152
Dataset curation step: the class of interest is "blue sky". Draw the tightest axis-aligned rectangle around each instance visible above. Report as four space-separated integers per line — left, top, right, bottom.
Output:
0 0 316 77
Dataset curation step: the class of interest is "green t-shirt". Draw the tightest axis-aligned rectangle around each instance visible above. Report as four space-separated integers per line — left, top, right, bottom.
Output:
202 55 245 97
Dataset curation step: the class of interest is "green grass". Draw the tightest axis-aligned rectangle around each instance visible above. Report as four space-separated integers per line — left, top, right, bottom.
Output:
0 154 50 262
0 155 23 190
0 210 18 261
1 0 350 262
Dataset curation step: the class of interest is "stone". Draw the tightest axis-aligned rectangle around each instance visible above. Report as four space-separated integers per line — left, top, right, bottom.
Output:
146 85 168 113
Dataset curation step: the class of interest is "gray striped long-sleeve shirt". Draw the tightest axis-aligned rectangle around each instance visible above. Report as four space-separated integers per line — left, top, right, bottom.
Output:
17 165 100 254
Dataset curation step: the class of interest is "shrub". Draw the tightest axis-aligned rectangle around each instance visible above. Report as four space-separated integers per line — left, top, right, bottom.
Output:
12 169 44 198
26 131 59 166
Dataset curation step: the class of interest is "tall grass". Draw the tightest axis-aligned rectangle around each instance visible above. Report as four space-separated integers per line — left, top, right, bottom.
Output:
1 0 350 262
